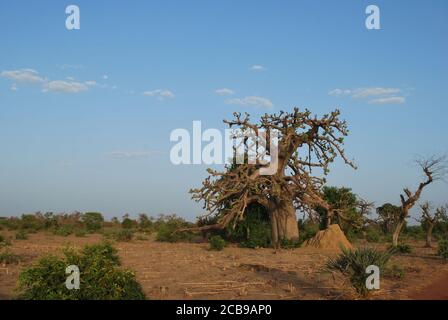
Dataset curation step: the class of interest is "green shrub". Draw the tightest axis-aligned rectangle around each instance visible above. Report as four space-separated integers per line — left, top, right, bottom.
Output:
438 240 448 259
81 212 104 232
389 243 412 254
365 229 381 243
15 230 28 240
52 225 74 237
17 242 145 300
0 235 11 248
0 250 22 264
74 230 86 237
113 229 133 242
155 215 194 243
121 218 137 230
280 238 301 249
327 247 391 296
227 204 271 248
298 221 319 244
135 235 148 241
209 235 226 251
384 264 405 279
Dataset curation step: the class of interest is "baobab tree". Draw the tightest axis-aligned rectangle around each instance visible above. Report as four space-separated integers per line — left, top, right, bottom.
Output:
392 155 447 247
419 202 447 247
190 108 356 248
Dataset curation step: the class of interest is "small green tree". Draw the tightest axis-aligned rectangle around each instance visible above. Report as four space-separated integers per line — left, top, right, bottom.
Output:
81 212 104 232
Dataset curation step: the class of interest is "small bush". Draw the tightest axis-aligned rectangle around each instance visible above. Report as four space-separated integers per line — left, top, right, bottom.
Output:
298 221 319 244
0 235 11 248
113 229 134 242
81 212 104 232
121 218 137 229
364 229 382 243
327 247 391 296
209 235 226 251
0 251 22 264
74 230 86 237
280 238 301 249
52 225 74 237
389 243 412 254
17 242 145 300
16 231 28 240
155 215 194 243
384 264 405 279
135 235 148 241
227 204 271 248
438 240 448 259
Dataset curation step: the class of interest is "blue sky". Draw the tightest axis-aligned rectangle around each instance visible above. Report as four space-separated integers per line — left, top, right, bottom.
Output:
0 0 447 221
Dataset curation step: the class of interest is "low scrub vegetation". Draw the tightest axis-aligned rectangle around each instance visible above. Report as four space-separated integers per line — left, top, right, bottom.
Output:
438 239 448 259
17 242 145 300
0 250 22 265
209 235 226 251
327 247 391 296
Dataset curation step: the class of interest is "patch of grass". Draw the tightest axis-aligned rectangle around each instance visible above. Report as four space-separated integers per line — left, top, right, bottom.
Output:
389 243 412 254
209 235 226 251
365 230 381 243
280 238 301 249
438 239 448 259
16 242 145 300
113 229 134 242
0 250 22 265
15 230 28 240
384 264 405 279
0 235 11 248
74 230 86 237
135 235 148 241
52 225 74 237
327 247 391 296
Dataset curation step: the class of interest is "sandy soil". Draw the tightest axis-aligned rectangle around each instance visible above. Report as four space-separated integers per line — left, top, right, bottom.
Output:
1 232 447 300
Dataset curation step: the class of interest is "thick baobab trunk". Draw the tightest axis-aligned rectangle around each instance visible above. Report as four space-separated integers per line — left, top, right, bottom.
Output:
426 224 434 247
269 200 299 248
392 220 405 247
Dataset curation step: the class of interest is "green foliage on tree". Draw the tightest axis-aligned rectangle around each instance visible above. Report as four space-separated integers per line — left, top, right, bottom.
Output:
316 186 366 238
81 212 104 232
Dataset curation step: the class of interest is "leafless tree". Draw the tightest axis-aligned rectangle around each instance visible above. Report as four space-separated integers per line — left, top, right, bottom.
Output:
190 108 356 248
418 202 447 247
392 155 447 246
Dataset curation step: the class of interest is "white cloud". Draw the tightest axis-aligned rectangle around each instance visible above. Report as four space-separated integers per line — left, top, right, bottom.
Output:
84 80 97 87
43 80 89 93
329 87 406 105
251 65 266 71
143 89 175 100
1 69 44 83
352 87 401 98
10 83 18 91
108 151 159 159
226 95 273 109
328 89 352 97
368 96 405 105
214 88 235 96
60 64 83 70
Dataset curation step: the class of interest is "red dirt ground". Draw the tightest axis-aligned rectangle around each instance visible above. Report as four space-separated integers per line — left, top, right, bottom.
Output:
1 231 447 300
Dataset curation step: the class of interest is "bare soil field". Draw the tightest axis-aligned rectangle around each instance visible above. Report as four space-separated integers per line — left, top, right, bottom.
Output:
1 232 447 300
